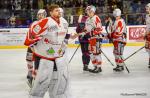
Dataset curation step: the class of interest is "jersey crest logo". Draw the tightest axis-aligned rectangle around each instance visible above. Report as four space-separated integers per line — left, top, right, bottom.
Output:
32 18 48 36
47 47 55 55
33 25 41 34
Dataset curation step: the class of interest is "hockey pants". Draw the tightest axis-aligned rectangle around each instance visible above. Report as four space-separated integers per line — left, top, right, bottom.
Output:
80 42 90 65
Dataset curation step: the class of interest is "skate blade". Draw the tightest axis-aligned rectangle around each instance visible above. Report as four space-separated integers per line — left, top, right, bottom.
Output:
113 70 124 72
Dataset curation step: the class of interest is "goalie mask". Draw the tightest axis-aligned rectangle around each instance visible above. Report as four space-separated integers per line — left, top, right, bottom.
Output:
146 3 150 13
113 8 121 17
37 9 47 20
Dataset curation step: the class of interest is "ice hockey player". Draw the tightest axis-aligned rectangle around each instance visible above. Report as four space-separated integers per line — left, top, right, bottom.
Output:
59 7 69 44
145 3 150 68
85 5 103 73
76 13 90 71
24 9 47 87
111 8 127 72
24 4 77 98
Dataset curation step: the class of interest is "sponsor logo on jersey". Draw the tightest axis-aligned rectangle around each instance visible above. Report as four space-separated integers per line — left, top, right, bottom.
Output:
48 25 58 32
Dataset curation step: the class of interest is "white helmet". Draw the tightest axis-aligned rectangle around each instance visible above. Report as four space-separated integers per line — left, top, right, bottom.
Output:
145 3 150 13
113 8 121 17
86 5 96 13
37 9 47 17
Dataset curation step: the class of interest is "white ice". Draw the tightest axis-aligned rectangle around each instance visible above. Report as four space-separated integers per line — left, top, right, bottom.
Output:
0 46 150 98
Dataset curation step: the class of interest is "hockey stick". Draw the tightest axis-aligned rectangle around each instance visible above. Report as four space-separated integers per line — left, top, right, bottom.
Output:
69 44 80 63
116 46 144 73
124 46 144 61
120 56 130 73
100 49 115 66
119 43 130 73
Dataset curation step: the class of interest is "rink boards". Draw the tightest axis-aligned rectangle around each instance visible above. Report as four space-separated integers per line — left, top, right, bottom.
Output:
0 25 146 49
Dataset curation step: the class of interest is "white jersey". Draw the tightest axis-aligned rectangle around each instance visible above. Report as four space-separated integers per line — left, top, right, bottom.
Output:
146 14 150 32
32 17 68 59
85 15 103 33
60 17 69 32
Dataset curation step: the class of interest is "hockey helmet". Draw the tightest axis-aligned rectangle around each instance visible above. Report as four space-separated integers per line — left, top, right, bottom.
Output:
86 5 96 13
37 9 47 19
113 8 121 17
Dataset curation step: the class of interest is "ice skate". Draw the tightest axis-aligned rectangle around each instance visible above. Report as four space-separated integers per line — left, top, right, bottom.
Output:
83 65 89 71
89 66 102 73
113 65 124 72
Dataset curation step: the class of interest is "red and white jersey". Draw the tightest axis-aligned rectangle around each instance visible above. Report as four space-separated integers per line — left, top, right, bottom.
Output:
24 20 40 46
24 17 68 60
146 14 150 33
85 15 103 35
112 18 126 42
85 15 103 54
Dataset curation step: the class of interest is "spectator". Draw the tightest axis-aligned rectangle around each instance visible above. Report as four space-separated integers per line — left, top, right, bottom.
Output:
38 0 44 9
8 15 16 28
0 0 149 27
14 0 21 11
131 0 138 13
135 15 144 25
32 0 38 9
21 0 31 10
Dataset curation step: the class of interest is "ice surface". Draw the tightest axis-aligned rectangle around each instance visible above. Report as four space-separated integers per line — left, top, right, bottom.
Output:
0 46 150 98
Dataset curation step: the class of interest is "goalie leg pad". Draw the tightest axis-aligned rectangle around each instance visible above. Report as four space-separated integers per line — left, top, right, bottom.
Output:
48 56 71 98
30 59 54 98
